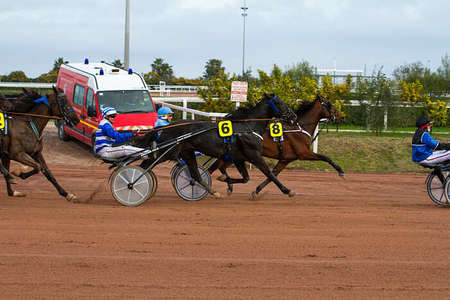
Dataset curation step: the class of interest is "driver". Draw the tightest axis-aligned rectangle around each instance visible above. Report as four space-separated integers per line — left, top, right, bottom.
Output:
95 107 151 159
412 115 450 166
155 106 173 128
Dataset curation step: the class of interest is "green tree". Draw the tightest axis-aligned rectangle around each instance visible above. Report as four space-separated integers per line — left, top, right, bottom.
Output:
437 53 450 94
197 70 234 112
52 57 64 72
111 59 124 69
400 80 447 126
3 71 30 82
202 59 225 81
151 58 174 83
284 60 316 82
393 62 425 83
354 71 396 134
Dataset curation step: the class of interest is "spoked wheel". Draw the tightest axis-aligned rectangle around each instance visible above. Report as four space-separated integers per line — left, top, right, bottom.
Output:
170 163 183 187
172 165 211 201
110 166 154 206
426 171 449 205
148 169 158 198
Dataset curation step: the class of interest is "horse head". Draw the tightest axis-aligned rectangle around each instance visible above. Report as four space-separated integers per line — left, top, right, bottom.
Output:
51 86 80 127
264 94 297 125
316 95 343 124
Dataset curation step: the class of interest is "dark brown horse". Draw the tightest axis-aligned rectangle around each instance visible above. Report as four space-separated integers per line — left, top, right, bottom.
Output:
0 88 42 112
134 94 298 198
209 95 344 197
0 87 80 200
0 89 42 180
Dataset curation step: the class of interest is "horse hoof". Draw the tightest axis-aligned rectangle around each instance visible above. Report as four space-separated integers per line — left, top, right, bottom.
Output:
339 172 345 179
288 191 296 197
21 166 32 173
213 192 221 198
11 169 21 177
216 175 227 182
8 178 17 184
251 191 258 200
227 190 233 196
13 190 26 197
66 194 77 202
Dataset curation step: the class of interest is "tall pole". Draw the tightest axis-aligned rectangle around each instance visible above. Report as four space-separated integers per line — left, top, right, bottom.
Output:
124 0 130 69
241 1 248 77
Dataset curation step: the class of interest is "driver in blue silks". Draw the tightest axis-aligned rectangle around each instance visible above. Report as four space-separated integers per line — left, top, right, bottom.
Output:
412 115 450 166
155 106 173 128
95 107 151 159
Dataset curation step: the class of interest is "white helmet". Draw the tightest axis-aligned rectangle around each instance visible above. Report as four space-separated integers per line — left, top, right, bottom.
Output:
102 107 117 118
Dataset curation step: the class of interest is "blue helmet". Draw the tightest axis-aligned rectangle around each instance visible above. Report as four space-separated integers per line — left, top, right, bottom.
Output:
157 106 174 119
102 107 117 118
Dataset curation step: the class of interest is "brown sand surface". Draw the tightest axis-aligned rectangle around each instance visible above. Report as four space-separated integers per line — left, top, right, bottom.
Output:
0 125 449 299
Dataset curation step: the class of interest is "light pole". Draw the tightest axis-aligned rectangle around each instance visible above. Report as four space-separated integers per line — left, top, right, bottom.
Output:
124 0 130 69
241 1 248 78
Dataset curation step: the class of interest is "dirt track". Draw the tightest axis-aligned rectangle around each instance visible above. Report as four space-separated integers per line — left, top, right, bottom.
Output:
0 125 449 299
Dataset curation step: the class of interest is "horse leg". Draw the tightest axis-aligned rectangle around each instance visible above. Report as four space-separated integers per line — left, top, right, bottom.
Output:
247 155 295 198
2 156 24 197
181 151 221 198
315 153 345 177
0 156 16 184
223 161 250 185
33 152 76 201
254 160 291 196
213 162 234 195
207 159 223 175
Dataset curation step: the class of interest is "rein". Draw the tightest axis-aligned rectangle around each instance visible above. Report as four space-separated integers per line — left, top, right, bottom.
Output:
4 111 62 120
152 117 285 131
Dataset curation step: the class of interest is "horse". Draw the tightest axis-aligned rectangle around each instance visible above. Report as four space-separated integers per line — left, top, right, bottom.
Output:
0 86 80 200
209 94 344 197
0 88 41 112
0 88 43 181
133 94 298 198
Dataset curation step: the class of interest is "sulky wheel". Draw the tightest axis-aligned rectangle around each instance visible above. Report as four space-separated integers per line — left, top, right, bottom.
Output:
110 165 154 206
426 171 449 206
148 169 158 198
170 162 183 187
172 165 211 201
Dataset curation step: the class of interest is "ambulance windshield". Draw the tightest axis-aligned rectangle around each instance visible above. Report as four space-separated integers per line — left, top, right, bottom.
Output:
97 90 155 114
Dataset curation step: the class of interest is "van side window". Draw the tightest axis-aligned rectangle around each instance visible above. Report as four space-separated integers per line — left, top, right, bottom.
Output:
86 89 97 117
73 84 85 107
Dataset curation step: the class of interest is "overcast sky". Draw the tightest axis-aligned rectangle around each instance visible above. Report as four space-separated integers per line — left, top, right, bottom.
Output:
1 0 449 79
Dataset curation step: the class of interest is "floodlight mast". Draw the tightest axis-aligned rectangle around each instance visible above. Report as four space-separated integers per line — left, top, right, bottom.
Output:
124 0 130 69
241 1 248 77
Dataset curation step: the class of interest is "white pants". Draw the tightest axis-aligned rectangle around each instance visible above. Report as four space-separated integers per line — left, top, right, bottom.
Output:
419 150 450 167
98 145 151 159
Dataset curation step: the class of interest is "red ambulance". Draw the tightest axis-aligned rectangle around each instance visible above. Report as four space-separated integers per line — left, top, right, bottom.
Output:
56 59 157 151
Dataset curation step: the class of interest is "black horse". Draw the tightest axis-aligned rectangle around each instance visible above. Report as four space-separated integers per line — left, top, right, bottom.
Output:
0 87 80 200
209 94 345 197
133 94 297 198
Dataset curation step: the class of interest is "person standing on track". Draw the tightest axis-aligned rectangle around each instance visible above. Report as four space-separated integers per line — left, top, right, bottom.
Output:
412 115 450 166
95 107 150 159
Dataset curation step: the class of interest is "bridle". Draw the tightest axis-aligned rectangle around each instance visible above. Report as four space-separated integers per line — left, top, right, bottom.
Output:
269 96 296 125
54 91 76 126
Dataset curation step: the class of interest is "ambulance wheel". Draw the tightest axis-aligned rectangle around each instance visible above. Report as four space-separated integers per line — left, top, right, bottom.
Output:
426 171 449 205
173 165 211 201
110 166 154 207
58 123 70 141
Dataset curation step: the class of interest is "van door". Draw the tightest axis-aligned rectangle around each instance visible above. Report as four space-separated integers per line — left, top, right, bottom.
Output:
71 84 89 143
84 88 99 144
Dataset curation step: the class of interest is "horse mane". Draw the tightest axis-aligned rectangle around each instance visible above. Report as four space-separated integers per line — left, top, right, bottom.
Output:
295 98 317 115
225 94 273 120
